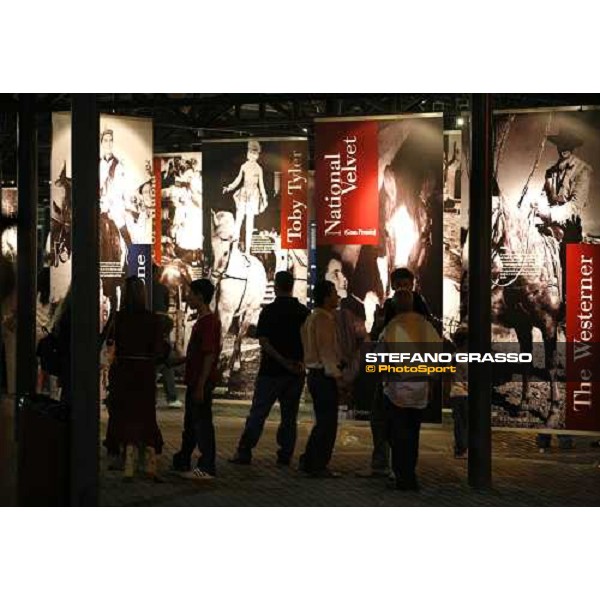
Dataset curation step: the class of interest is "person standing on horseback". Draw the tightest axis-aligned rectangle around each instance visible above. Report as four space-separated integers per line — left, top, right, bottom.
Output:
533 127 592 295
222 140 268 255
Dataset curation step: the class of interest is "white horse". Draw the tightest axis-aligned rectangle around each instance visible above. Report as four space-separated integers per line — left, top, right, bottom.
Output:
210 210 267 380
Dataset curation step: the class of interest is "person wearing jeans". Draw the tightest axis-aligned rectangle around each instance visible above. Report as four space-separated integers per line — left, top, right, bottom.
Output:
172 279 221 479
179 382 216 474
230 271 309 466
298 280 343 477
234 374 306 465
302 369 339 474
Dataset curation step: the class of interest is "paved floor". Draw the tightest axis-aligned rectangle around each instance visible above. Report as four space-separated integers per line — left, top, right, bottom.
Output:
100 401 600 507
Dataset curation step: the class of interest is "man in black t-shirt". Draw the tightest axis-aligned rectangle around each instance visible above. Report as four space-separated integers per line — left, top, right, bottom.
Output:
230 271 310 466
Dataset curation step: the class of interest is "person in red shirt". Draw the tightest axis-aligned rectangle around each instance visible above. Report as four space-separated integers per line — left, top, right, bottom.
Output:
172 279 221 479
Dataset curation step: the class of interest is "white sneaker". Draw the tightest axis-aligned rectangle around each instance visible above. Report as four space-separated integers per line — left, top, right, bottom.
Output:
167 400 183 409
180 467 215 481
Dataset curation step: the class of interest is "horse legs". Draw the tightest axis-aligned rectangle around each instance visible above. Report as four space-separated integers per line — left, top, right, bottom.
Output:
543 323 560 428
230 315 252 373
219 308 235 382
515 325 533 406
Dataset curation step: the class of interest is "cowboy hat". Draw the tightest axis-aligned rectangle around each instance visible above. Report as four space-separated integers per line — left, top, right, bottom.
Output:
547 127 583 149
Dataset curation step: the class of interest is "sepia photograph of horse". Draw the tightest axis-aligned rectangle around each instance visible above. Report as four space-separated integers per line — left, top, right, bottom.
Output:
202 139 309 400
155 152 204 357
491 108 600 429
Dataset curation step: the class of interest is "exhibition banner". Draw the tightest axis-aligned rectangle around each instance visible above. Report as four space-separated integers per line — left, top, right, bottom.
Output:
442 130 464 340
99 115 153 327
203 137 309 400
566 243 600 431
280 141 309 250
492 107 600 431
153 152 203 356
50 113 154 332
126 243 153 308
314 115 444 421
152 158 162 264
315 119 379 246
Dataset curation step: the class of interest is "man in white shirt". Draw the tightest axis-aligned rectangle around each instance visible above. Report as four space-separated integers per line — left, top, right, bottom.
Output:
298 280 344 477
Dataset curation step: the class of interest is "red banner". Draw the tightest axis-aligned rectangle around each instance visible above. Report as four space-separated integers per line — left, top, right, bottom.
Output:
566 243 600 431
152 157 162 264
280 141 308 249
315 120 379 245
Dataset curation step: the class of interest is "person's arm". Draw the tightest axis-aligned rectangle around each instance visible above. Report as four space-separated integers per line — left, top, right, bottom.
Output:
315 314 342 379
259 338 303 374
223 166 244 193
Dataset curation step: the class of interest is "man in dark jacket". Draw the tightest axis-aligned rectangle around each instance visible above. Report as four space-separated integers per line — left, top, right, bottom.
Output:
230 271 310 466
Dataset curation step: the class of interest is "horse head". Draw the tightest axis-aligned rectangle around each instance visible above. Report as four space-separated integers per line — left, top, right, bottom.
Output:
211 210 236 276
381 140 436 292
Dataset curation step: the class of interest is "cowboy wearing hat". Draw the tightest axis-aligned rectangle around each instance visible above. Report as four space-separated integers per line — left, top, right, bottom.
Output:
535 126 591 242
534 126 592 305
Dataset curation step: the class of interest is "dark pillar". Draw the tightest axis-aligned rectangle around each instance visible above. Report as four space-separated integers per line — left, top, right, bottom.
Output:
16 94 38 404
468 94 492 489
70 95 99 506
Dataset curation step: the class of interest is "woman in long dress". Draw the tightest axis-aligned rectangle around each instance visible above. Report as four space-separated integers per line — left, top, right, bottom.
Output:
106 276 165 481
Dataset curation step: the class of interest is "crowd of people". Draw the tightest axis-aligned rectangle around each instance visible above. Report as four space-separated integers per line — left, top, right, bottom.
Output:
90 265 477 490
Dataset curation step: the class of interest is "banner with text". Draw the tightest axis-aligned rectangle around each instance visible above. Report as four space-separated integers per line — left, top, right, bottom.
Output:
566 243 600 431
203 137 308 400
492 108 600 431
314 115 444 421
315 120 379 246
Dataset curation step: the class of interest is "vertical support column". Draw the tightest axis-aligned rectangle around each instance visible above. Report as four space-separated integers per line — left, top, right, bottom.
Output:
70 94 99 506
16 94 38 404
468 93 493 489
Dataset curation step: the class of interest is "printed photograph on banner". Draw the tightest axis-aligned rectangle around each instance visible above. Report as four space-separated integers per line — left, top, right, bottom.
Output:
50 113 154 330
154 152 204 359
315 117 443 420
0 188 17 261
0 188 18 397
202 139 308 400
491 109 600 431
99 115 153 330
316 118 444 332
49 113 72 306
442 130 464 339
459 120 470 326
